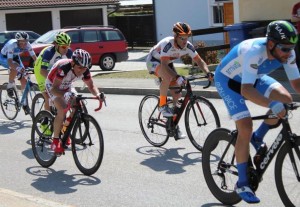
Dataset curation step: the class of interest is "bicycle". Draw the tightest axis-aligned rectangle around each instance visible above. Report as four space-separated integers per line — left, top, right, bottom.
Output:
138 74 220 151
31 94 105 176
202 103 300 206
0 67 39 120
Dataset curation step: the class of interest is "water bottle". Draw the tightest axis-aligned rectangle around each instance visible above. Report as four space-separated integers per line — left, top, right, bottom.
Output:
254 143 267 169
17 71 23 80
61 116 72 134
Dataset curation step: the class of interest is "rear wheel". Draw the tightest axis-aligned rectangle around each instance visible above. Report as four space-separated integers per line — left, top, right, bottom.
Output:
202 128 241 205
31 110 56 168
99 54 115 71
138 95 169 147
0 82 19 120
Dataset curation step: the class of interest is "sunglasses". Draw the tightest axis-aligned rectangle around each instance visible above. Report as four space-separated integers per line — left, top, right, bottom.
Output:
76 65 88 70
60 45 70 49
276 44 295 53
178 36 189 41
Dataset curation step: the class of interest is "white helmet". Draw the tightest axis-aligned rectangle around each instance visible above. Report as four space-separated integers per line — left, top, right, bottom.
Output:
72 49 92 69
15 32 29 41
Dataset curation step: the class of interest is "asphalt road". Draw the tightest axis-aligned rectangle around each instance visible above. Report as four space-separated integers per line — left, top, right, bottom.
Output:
0 95 299 207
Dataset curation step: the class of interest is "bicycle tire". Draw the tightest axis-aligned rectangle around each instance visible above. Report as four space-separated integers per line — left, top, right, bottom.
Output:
202 128 241 205
275 138 300 207
72 113 104 176
26 83 40 119
0 82 19 120
138 94 169 147
31 93 45 118
31 110 57 167
185 96 220 151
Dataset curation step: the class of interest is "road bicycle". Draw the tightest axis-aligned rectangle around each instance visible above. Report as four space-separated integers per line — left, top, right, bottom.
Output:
31 94 105 176
138 75 220 151
202 103 300 206
0 67 39 120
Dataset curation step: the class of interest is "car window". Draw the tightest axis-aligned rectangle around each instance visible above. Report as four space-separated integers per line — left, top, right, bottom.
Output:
101 30 123 41
67 31 80 43
35 30 57 44
83 30 98 43
0 33 7 44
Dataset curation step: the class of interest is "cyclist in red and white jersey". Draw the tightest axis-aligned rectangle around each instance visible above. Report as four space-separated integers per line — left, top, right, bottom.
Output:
46 49 105 154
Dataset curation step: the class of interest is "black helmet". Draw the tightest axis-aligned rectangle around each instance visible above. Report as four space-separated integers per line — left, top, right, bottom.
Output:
15 31 29 41
173 22 192 36
266 20 298 45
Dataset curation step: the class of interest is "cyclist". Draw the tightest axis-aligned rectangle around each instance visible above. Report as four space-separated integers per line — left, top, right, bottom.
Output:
146 22 213 138
0 31 37 114
34 32 72 134
214 20 300 203
45 49 105 154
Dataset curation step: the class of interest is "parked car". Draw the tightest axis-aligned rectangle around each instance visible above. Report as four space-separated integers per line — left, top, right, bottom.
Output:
21 25 129 70
0 30 40 51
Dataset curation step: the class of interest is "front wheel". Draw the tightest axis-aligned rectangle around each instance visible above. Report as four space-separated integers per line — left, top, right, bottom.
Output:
275 138 300 207
31 110 56 167
72 114 104 176
99 54 115 71
185 96 220 151
202 128 241 205
0 82 19 120
138 95 169 147
31 93 45 118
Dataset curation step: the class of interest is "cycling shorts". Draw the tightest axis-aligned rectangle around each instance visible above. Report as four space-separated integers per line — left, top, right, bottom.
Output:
0 54 22 69
45 79 77 104
34 66 46 92
215 72 282 121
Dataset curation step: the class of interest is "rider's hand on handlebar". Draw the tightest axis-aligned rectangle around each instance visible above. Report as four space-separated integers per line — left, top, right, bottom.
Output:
207 72 214 81
269 101 286 118
64 91 76 104
176 75 186 86
98 92 106 106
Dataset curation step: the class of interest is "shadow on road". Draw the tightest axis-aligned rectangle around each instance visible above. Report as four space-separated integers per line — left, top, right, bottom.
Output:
26 166 101 194
0 119 32 134
136 146 202 174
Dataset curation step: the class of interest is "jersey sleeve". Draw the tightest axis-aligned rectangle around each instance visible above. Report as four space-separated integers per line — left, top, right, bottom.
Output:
241 47 260 85
186 42 198 59
283 51 300 80
27 43 36 57
6 43 15 59
41 49 53 70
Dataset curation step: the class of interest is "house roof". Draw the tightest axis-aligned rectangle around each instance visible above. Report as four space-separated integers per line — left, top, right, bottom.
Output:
0 0 120 10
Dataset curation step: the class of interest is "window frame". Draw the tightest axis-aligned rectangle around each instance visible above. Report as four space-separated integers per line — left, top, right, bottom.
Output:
209 0 232 27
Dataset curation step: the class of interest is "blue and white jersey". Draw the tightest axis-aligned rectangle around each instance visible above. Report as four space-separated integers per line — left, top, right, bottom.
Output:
216 37 300 84
0 39 35 59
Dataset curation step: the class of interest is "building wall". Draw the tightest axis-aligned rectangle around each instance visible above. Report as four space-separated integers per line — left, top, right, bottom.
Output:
237 0 296 22
153 0 224 45
0 6 108 33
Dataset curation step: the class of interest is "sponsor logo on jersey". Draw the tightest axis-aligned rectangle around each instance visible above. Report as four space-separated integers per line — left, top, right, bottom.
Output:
163 42 172 53
250 64 258 69
187 43 195 52
225 61 241 75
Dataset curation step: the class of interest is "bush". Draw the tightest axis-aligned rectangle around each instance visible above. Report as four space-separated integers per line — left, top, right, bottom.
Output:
181 41 220 65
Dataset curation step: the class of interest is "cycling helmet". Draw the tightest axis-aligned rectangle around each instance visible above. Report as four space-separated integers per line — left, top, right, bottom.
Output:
266 20 298 45
72 49 92 68
173 22 192 36
55 32 71 46
15 32 29 41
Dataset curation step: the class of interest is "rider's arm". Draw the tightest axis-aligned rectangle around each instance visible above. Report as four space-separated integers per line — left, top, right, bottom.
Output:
290 78 300 93
193 55 210 74
241 84 271 107
84 78 101 96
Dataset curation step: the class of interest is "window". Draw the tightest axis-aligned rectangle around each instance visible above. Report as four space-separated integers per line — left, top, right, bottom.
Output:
67 31 80 43
83 30 98 42
101 30 122 41
210 0 231 26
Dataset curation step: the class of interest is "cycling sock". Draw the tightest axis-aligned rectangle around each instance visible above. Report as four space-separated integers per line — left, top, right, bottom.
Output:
237 162 249 187
159 95 167 107
251 122 269 150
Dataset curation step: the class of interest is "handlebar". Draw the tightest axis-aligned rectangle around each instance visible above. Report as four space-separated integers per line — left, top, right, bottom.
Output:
169 74 211 93
64 95 106 113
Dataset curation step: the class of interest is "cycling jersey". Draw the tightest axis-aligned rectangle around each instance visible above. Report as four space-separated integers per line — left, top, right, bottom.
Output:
146 36 200 74
34 45 72 91
0 39 35 68
215 37 300 120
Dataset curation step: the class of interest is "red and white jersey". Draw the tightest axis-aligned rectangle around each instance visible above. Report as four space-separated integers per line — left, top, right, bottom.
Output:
46 59 91 91
149 36 199 63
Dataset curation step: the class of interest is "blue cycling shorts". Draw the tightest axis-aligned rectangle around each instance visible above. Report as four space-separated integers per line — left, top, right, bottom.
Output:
215 72 281 121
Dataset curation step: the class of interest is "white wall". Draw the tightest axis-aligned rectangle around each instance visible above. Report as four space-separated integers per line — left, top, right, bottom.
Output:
154 0 224 45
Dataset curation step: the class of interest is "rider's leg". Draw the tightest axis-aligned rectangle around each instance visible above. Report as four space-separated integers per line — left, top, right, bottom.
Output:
42 91 50 111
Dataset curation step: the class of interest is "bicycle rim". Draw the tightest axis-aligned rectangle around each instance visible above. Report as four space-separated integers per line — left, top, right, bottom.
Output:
31 93 45 118
27 83 39 119
138 95 169 147
31 110 56 167
72 114 104 176
185 96 220 151
202 128 241 205
275 139 300 207
0 83 19 120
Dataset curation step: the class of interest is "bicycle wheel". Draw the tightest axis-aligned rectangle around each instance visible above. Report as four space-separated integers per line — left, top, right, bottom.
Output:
31 110 57 167
0 82 19 120
275 138 300 207
31 93 45 118
185 96 220 151
138 94 169 147
26 83 39 118
72 113 104 176
202 128 241 205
